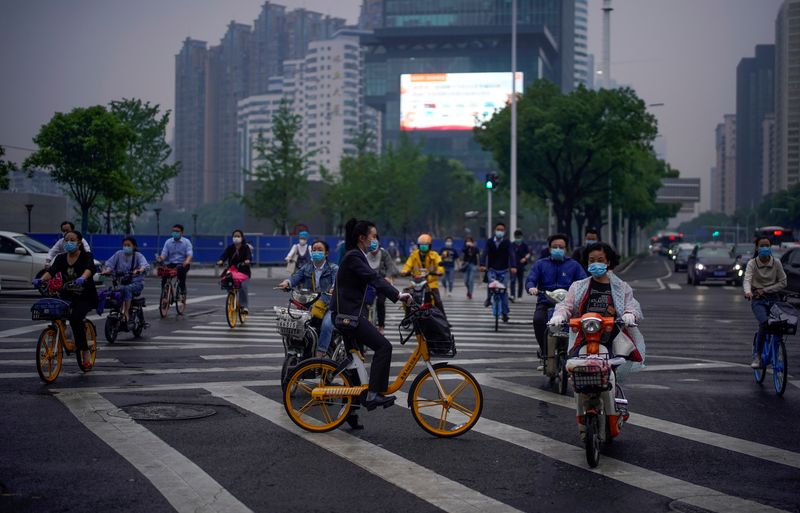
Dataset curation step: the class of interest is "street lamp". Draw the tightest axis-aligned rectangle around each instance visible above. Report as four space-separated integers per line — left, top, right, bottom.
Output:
154 208 162 249
24 204 33 233
509 0 518 236
192 213 198 238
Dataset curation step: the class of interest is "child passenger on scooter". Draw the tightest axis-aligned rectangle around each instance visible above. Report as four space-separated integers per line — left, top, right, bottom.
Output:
549 243 646 376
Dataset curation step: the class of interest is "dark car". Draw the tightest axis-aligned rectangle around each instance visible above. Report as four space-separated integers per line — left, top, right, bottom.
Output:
687 244 743 286
732 243 754 265
672 243 695 272
781 247 800 296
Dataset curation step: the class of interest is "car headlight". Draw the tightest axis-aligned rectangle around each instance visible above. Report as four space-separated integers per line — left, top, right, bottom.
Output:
672 255 677 260
738 270 744 277
733 263 741 271
695 263 705 271
582 318 602 334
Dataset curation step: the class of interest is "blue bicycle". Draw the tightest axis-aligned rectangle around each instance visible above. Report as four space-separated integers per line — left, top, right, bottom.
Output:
752 293 799 396
487 270 508 332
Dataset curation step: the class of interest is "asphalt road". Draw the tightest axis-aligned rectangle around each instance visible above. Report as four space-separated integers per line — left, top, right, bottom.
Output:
1 255 799 513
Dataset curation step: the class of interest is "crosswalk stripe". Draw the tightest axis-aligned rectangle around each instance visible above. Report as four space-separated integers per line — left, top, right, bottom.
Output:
667 283 681 290
57 391 254 513
477 376 800 470
0 357 119 365
207 385 524 513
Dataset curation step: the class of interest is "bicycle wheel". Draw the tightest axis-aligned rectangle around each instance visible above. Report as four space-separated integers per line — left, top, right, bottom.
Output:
281 354 298 387
408 364 483 438
36 327 62 384
238 293 248 325
132 308 145 338
753 333 766 384
283 358 355 433
175 284 186 316
773 338 788 396
104 316 119 344
77 321 97 372
557 353 569 395
225 291 238 329
585 413 601 468
159 284 171 318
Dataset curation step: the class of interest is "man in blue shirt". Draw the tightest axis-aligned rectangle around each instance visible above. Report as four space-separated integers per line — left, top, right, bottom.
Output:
526 233 587 355
156 223 193 299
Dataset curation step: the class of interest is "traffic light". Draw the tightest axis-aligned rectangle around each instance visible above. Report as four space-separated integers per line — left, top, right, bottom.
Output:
712 230 720 238
485 173 498 190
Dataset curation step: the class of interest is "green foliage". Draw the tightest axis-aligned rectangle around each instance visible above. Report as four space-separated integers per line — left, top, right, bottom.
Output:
109 99 180 233
0 145 16 190
753 183 800 230
24 106 133 233
474 80 665 242
243 99 315 234
677 211 736 238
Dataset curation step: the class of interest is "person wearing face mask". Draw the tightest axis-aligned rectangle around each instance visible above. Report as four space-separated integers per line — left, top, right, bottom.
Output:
401 233 446 316
102 236 150 326
526 233 587 356
365 236 399 335
34 230 98 369
46 221 91 265
439 237 459 298
571 227 600 270
217 229 253 315
280 240 339 356
333 218 412 413
461 236 481 299
744 237 788 368
285 231 311 273
509 230 531 301
386 240 401 264
479 222 517 321
156 224 193 302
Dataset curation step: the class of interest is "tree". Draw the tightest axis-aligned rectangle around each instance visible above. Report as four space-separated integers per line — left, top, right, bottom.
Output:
474 81 659 243
0 145 16 190
242 99 315 234
24 106 133 233
109 99 180 233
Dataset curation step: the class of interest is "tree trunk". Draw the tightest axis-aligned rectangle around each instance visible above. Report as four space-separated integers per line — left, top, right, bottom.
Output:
80 204 90 234
105 203 112 234
125 196 132 235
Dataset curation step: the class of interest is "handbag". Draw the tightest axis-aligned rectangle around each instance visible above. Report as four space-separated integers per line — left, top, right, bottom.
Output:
333 266 367 331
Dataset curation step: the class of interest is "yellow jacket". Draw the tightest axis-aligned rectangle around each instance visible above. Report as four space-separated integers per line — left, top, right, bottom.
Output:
402 250 444 289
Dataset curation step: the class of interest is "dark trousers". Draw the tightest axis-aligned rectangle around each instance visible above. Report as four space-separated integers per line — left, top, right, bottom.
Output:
509 267 525 298
162 263 190 295
376 293 386 327
430 288 446 318
533 302 550 354
344 319 393 394
69 299 94 351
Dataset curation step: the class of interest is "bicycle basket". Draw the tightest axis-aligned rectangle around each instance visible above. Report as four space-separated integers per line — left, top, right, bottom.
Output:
31 298 71 321
569 359 612 393
274 306 309 339
415 307 456 358
768 302 798 335
427 335 457 358
220 274 235 290
157 267 178 278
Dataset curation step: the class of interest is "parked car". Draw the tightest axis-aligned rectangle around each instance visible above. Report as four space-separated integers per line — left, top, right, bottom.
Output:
687 243 743 286
781 247 800 298
732 243 754 265
0 231 50 287
672 243 696 272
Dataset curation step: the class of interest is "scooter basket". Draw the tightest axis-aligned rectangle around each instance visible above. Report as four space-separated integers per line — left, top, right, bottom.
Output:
274 307 309 339
570 362 612 393
31 298 71 321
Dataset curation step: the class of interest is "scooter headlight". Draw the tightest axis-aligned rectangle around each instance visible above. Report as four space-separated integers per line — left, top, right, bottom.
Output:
582 317 602 334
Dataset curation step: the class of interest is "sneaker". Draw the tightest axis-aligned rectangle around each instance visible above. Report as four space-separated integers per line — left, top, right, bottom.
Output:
242 307 249 315
447 292 452 298
750 355 762 369
483 298 491 308
467 292 472 300
509 296 515 303
502 314 509 323
536 365 544 371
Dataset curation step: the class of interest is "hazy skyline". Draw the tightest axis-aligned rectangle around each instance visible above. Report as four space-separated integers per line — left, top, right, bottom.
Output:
0 0 783 212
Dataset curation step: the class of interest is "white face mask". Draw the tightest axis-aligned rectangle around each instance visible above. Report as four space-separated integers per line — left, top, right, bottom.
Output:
299 239 307 246
232 237 242 244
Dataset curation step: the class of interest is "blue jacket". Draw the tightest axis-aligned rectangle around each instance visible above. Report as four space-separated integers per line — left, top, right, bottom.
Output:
289 261 338 306
525 256 587 304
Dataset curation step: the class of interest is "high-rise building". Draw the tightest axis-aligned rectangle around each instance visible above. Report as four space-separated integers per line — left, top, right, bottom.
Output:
250 2 287 96
710 166 720 213
363 0 578 176
359 0 383 30
776 0 800 191
762 113 778 196
573 0 590 88
736 44 775 209
715 114 737 215
173 38 207 211
285 9 345 61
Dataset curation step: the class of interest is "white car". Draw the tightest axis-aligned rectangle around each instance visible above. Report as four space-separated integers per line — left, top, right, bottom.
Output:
0 231 51 287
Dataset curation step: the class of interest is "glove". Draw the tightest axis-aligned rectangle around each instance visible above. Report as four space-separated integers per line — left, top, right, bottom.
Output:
32 278 42 287
622 313 636 326
74 277 86 286
398 292 413 304
548 315 565 327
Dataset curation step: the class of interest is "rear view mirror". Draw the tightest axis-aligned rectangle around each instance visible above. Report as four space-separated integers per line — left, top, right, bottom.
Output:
14 247 28 256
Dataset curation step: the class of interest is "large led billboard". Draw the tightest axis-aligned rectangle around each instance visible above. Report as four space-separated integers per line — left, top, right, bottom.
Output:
400 72 523 131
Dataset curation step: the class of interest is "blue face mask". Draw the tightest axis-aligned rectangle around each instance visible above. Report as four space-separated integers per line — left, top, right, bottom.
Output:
310 250 325 262
585 239 598 247
495 231 505 239
587 262 608 277
64 241 78 253
123 246 133 255
550 248 565 260
368 239 379 252
758 246 772 258
172 231 181 240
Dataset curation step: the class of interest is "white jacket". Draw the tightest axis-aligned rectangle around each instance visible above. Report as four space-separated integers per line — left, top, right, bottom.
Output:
48 237 91 262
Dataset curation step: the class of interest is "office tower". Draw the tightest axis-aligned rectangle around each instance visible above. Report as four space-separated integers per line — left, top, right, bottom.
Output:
173 38 207 211
715 115 737 215
775 0 800 190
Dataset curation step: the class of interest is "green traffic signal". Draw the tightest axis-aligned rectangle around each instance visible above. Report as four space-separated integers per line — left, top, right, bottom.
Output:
485 180 494 190
712 231 720 237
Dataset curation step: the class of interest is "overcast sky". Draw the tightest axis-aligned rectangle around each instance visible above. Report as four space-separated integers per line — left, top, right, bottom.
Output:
0 0 783 211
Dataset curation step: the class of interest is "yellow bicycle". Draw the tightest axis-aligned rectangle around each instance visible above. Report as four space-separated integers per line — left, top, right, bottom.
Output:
220 266 248 328
283 303 483 437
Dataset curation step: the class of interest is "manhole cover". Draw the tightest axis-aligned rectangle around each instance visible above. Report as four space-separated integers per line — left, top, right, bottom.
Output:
109 402 217 421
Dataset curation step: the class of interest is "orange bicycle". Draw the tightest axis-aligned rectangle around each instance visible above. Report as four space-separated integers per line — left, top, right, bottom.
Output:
283 303 483 437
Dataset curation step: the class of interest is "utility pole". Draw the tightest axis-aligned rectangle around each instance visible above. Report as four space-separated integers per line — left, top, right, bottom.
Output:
509 0 518 236
603 0 614 243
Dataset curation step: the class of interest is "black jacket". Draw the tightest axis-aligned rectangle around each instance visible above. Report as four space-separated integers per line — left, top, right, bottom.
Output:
480 238 517 270
218 243 252 277
332 249 400 318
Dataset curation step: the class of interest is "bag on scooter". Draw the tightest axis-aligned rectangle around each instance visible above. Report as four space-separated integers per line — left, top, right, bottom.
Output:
768 302 798 335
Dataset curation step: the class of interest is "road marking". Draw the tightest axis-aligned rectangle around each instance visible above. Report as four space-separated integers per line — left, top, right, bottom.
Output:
478 376 800 470
52 379 281 394
207 385 524 513
655 278 666 290
0 357 120 365
57 391 254 513
697 285 710 290
392 391 785 513
723 286 735 290
667 283 681 290
0 293 227 338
